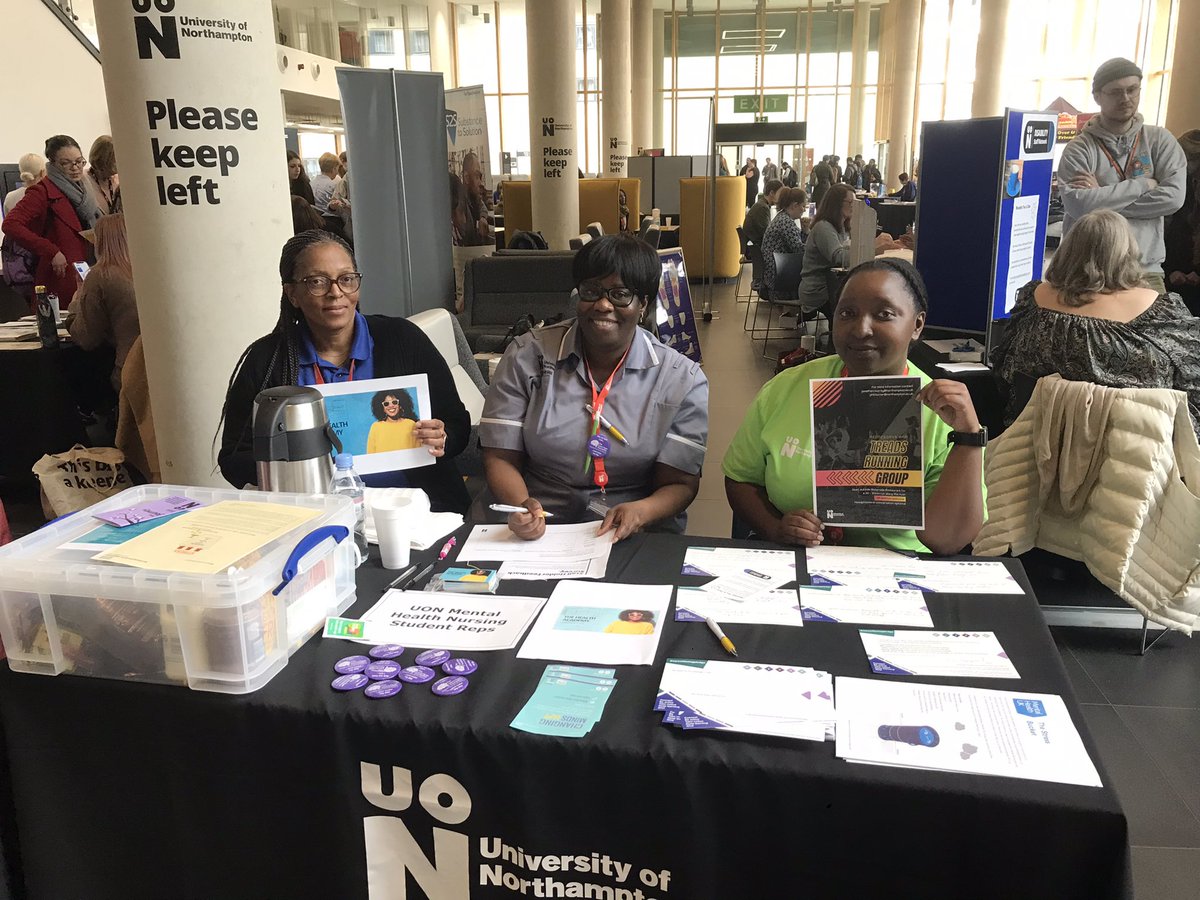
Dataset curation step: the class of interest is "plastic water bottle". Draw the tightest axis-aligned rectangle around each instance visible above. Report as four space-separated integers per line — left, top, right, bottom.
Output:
329 452 368 566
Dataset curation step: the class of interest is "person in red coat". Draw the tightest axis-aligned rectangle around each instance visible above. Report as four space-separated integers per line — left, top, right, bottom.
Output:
2 134 102 308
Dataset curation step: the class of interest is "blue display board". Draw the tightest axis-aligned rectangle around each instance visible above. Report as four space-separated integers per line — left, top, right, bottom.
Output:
990 111 1056 321
913 117 1006 334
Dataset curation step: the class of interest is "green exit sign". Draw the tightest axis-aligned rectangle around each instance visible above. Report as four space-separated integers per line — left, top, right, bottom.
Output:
734 94 789 114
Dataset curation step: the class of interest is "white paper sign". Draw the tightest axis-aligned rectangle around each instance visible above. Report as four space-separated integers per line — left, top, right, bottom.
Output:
329 590 546 651
799 586 932 628
314 374 434 475
859 630 1019 679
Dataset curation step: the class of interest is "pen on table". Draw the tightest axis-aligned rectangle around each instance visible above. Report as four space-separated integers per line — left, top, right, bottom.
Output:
385 564 417 590
410 561 436 587
585 404 630 446
705 617 738 657
489 503 555 518
437 536 457 560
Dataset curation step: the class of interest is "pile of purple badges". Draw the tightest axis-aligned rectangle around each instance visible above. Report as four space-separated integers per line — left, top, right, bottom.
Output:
331 645 477 698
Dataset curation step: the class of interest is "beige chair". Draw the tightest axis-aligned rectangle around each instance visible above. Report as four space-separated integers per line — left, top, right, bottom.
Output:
678 176 744 279
407 308 486 426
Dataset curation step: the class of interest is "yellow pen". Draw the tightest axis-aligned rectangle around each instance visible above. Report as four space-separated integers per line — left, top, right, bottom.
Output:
585 404 630 446
705 617 738 657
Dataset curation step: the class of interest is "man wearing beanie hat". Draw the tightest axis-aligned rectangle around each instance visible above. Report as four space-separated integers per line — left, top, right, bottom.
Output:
1059 57 1186 292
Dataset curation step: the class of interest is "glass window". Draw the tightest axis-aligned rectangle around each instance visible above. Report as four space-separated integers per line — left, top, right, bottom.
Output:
455 3 499 93
498 1 529 92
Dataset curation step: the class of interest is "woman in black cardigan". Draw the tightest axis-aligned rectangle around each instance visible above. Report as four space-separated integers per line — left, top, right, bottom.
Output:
218 230 471 512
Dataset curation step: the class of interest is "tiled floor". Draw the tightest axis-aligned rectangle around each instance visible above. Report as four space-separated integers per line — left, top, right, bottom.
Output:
693 276 1200 900
3 278 1198 897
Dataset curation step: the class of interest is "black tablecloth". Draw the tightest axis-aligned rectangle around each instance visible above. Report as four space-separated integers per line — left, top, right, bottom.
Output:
0 344 114 484
0 533 1130 899
870 200 917 238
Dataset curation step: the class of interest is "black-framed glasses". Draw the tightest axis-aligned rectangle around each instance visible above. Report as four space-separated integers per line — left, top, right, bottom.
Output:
289 273 363 295
574 281 639 307
56 157 87 170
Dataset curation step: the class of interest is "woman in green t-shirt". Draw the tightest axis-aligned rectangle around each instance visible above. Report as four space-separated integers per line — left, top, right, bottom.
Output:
723 259 986 555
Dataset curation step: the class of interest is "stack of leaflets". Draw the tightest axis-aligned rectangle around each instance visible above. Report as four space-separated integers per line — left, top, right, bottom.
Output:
835 677 1102 786
510 665 617 738
654 658 835 742
441 566 500 593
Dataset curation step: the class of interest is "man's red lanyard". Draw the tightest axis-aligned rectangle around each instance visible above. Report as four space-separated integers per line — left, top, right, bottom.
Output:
311 359 355 385
1096 130 1142 182
583 346 631 492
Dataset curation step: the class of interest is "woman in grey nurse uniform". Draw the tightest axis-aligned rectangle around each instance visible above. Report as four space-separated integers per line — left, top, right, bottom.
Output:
479 234 709 542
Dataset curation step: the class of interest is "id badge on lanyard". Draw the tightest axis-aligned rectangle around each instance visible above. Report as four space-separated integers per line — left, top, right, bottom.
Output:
584 347 630 494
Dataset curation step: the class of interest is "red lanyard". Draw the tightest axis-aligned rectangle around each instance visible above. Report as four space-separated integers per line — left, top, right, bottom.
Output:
583 346 631 492
1096 130 1142 182
311 359 355 385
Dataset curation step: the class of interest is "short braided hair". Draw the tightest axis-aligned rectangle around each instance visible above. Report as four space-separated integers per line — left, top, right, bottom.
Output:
841 257 930 316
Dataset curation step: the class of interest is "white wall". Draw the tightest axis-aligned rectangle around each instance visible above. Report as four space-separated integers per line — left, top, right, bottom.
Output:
0 0 109 162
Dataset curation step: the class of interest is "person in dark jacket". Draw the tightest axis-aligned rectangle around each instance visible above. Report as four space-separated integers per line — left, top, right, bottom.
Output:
218 230 471 512
287 150 316 206
742 179 783 248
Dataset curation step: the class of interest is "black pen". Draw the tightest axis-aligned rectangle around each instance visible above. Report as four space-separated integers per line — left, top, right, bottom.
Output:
409 561 436 588
386 564 417 590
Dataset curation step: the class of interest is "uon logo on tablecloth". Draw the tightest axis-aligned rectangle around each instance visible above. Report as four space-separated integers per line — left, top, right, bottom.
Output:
361 763 472 898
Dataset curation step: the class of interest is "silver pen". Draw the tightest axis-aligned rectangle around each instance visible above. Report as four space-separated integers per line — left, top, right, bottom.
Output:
489 503 555 518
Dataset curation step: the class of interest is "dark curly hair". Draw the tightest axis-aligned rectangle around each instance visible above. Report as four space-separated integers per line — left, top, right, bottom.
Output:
371 389 416 422
618 609 656 623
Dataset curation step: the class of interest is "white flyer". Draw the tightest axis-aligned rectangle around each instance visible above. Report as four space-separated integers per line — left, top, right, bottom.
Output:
681 545 796 579
497 557 608 581
858 629 1019 678
893 560 1025 595
799 585 932 628
458 522 614 568
804 545 916 587
516 582 672 666
656 658 834 742
675 588 804 626
835 677 1102 787
322 590 546 651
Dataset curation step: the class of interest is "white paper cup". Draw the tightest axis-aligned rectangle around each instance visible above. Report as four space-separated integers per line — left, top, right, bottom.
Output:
800 334 817 352
373 498 413 569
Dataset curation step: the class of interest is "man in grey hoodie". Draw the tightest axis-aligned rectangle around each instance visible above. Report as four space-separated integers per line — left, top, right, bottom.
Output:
1059 57 1186 293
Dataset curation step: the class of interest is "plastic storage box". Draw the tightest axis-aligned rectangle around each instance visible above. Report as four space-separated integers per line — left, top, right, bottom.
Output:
0 484 357 694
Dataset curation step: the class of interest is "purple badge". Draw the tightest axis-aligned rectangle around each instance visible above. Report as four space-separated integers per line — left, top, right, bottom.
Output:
398 665 436 683
431 675 470 696
415 649 452 667
365 660 402 680
587 434 611 459
364 679 404 699
334 655 371 675
331 673 370 691
442 658 478 675
368 644 405 659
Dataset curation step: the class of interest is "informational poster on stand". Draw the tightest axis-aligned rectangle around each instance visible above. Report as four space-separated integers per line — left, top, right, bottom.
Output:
810 376 924 529
655 248 702 363
990 111 1055 319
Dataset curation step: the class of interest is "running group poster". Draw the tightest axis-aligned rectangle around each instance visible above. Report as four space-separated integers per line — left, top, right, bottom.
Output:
810 376 924 529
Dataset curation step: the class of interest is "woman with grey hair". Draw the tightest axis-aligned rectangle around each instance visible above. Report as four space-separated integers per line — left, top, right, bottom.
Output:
991 208 1200 434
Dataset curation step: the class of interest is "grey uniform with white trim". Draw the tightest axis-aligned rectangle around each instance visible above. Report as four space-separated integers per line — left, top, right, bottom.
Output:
480 319 709 531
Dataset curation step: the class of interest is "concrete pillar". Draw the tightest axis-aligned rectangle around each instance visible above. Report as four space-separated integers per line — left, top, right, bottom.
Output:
527 0 580 249
428 1 456 89
601 0 632 176
631 0 653 156
848 1 871 158
885 0 921 186
652 10 665 149
875 1 895 145
93 0 292 485
1165 0 1200 136
971 0 1010 118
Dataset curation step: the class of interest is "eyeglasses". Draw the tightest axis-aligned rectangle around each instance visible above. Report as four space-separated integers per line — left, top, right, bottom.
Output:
574 281 639 307
289 273 363 295
57 158 87 170
382 398 400 406
1100 85 1141 100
